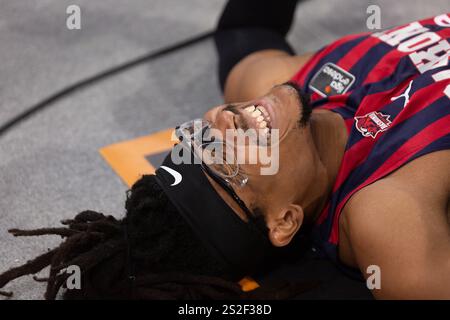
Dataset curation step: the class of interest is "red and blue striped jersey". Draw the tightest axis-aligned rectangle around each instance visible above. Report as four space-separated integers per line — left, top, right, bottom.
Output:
291 14 450 276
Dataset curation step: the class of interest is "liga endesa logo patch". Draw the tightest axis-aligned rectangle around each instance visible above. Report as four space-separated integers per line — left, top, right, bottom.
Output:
355 111 392 139
309 62 355 97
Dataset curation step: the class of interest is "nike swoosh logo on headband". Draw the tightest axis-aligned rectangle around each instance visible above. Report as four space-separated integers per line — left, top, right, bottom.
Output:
160 166 182 186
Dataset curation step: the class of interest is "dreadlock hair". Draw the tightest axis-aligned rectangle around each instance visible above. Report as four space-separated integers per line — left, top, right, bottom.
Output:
0 175 316 300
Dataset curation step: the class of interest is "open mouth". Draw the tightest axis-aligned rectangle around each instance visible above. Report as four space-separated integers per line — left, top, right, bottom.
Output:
242 104 273 138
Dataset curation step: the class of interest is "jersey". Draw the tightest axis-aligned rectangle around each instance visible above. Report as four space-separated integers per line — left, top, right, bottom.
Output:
290 13 450 277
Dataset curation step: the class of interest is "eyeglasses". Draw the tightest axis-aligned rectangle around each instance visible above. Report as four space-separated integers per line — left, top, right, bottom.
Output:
176 119 250 186
175 119 254 220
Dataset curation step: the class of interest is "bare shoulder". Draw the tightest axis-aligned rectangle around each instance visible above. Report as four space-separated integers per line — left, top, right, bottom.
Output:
340 150 450 298
343 150 450 237
346 149 450 213
223 50 313 103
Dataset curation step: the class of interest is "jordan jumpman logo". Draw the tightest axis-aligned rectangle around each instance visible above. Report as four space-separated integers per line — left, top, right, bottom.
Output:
391 80 413 108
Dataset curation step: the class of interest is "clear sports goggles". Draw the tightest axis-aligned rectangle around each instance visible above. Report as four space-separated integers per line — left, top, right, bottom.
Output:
175 119 249 188
175 119 260 220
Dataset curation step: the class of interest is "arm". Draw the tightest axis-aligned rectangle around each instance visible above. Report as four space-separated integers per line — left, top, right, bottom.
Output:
343 151 450 299
223 51 313 103
214 0 309 102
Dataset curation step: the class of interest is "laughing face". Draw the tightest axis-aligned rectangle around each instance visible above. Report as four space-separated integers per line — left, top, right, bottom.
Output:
204 82 309 146
201 82 324 247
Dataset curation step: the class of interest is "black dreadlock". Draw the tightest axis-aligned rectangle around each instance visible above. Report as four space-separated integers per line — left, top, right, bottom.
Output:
0 175 316 299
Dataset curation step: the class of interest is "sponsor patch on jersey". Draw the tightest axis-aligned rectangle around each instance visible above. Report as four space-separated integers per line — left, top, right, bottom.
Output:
355 111 392 139
309 62 355 97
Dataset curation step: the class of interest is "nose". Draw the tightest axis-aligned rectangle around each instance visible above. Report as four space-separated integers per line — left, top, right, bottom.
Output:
212 109 236 133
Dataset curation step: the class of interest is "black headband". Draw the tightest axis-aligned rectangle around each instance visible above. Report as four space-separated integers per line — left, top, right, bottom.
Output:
155 151 275 278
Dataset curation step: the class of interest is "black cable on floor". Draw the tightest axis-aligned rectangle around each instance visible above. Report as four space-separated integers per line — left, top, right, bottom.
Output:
0 30 215 137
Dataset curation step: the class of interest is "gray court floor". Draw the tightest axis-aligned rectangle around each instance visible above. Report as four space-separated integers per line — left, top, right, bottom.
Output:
0 0 448 299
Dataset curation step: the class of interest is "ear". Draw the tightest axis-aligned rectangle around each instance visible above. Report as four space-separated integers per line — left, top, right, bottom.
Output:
267 204 304 247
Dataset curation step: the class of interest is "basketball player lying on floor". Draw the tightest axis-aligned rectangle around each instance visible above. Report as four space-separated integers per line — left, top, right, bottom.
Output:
1 1 449 299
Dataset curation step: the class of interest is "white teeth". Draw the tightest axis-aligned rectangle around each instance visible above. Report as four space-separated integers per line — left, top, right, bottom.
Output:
258 106 269 117
245 105 256 113
244 104 272 130
252 109 261 117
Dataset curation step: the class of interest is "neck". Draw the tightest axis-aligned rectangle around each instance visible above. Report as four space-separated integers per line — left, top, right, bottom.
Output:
304 109 348 222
